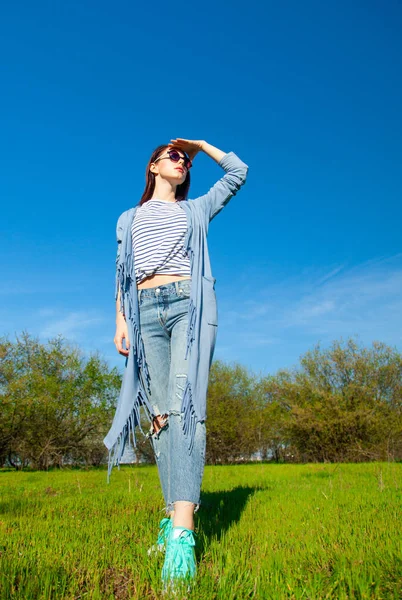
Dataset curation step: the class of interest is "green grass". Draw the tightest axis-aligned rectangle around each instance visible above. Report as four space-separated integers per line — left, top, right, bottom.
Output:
0 463 401 599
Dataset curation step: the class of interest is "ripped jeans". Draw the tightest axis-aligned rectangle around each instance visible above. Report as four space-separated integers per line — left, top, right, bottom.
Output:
137 279 206 513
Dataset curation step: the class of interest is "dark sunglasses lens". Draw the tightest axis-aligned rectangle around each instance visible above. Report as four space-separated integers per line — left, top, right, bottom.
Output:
169 150 180 162
169 149 192 170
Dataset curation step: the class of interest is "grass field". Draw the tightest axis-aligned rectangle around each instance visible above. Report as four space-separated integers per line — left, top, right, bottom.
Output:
0 462 401 599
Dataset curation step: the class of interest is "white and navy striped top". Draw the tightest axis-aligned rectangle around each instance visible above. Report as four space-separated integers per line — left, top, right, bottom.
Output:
131 199 191 284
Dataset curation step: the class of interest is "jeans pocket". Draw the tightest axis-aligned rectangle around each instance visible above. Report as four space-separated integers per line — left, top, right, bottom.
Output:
178 280 192 299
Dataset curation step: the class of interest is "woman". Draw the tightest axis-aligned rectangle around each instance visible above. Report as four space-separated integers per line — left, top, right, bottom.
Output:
103 138 249 589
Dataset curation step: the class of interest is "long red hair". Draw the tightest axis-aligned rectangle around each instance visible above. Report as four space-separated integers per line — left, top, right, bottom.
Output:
139 144 191 206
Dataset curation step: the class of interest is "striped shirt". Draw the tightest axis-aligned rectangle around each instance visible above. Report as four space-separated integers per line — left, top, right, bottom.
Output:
131 199 191 284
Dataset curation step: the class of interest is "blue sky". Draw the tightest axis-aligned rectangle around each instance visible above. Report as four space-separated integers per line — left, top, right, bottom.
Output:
1 0 401 378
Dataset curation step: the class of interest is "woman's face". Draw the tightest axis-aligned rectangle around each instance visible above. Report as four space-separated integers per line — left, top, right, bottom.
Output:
151 147 188 183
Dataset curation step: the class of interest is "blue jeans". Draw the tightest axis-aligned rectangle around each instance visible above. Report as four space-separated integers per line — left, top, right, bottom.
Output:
137 279 206 513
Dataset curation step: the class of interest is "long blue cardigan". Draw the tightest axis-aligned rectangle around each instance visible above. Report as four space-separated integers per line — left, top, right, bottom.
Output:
103 151 249 482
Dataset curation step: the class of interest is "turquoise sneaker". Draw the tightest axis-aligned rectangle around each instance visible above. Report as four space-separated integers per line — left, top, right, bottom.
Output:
147 517 173 556
161 527 197 591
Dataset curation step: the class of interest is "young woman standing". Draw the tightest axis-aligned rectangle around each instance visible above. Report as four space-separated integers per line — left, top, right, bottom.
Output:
104 138 249 590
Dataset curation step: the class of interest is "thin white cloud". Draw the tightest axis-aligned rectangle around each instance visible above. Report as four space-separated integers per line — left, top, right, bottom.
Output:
39 311 106 341
314 265 344 287
220 253 402 347
295 299 336 319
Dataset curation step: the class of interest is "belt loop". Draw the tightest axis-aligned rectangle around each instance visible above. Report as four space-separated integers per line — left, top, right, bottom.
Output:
137 288 141 304
174 281 179 295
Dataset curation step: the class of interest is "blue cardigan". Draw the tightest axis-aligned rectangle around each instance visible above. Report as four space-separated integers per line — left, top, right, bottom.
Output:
103 151 249 482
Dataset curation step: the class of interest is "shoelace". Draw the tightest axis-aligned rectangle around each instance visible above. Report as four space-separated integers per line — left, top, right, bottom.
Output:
167 530 196 577
157 518 172 546
148 518 173 556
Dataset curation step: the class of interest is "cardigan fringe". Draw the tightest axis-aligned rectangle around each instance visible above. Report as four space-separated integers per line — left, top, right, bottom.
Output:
106 380 151 484
107 235 154 482
181 223 199 452
181 379 198 453
116 234 151 395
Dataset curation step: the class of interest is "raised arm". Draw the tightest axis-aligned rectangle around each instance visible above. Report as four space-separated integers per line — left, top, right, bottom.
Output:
192 142 249 222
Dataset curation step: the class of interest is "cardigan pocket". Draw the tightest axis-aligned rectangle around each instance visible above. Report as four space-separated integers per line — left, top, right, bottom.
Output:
202 275 218 326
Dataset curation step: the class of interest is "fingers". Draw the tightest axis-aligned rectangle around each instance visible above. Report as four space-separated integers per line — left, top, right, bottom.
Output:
169 140 201 162
114 331 130 356
169 138 192 148
170 138 202 147
171 139 203 152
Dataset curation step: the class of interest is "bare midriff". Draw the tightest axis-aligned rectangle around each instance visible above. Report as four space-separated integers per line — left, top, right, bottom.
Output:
137 274 191 289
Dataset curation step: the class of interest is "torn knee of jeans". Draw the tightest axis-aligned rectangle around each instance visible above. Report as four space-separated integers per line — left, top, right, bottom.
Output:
148 413 169 438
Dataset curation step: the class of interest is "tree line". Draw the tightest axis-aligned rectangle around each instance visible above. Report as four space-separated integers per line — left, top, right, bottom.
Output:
1 332 401 470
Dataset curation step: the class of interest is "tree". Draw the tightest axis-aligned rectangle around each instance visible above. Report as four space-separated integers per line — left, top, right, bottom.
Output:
206 360 260 464
258 337 402 462
0 332 121 469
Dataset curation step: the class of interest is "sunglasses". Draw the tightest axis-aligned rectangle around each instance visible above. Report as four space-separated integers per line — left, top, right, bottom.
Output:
153 149 192 170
